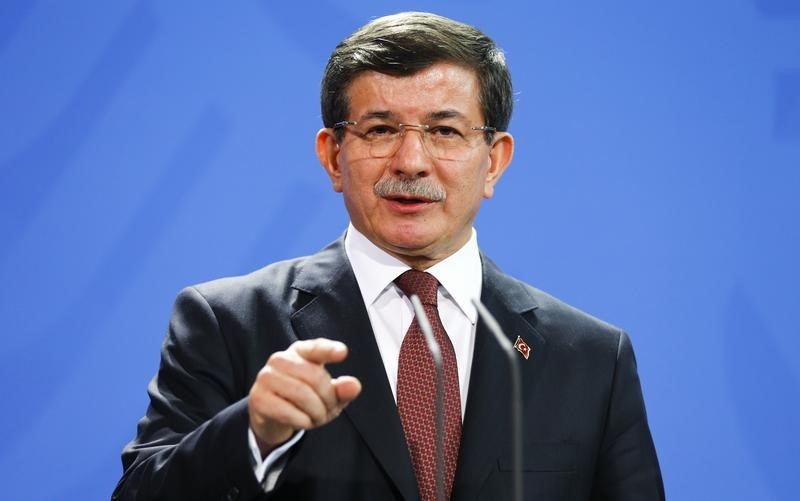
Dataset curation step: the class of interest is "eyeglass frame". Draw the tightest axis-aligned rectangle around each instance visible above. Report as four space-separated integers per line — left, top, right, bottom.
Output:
331 120 498 160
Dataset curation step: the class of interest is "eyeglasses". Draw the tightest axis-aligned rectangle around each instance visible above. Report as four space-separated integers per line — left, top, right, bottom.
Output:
333 120 496 161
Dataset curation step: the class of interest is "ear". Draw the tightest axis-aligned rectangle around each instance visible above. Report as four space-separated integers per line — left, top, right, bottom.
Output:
483 132 514 198
316 128 343 192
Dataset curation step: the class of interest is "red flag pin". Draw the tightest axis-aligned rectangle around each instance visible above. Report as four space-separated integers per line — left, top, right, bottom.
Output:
513 336 531 360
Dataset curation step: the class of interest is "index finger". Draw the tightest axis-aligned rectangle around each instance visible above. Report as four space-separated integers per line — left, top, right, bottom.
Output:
292 338 349 365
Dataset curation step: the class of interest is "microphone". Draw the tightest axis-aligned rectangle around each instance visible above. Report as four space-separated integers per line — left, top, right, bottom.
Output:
409 294 445 501
471 298 523 501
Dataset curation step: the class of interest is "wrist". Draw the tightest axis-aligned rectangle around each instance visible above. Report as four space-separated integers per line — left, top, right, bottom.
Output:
251 426 293 458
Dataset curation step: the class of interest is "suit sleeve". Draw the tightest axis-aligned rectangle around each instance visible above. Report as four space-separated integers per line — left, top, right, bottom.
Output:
112 286 266 501
591 331 666 501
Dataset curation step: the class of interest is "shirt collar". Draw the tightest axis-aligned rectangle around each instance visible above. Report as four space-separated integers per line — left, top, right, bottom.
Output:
344 223 482 323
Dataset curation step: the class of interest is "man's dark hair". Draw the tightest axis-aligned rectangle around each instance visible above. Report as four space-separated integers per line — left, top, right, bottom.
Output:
321 12 513 140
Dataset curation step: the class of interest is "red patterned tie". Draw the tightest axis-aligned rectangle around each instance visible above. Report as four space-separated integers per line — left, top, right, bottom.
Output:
395 270 462 501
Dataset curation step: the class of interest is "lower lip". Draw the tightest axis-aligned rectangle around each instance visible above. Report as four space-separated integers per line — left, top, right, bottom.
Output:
384 199 434 214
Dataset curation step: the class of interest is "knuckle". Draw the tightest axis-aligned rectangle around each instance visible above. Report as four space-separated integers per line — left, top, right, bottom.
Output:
268 349 288 363
269 349 294 364
309 366 329 388
255 366 279 388
268 354 302 374
248 389 264 409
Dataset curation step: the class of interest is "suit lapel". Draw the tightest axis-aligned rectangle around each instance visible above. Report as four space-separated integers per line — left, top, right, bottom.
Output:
452 255 548 500
289 239 418 500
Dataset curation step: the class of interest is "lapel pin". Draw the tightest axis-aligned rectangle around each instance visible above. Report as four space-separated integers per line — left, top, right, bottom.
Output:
513 335 531 360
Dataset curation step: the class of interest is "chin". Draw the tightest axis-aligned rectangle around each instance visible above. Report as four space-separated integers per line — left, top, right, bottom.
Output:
385 235 429 251
382 226 436 250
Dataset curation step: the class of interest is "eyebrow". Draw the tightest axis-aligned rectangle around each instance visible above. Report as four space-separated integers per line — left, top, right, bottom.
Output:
359 110 395 121
426 109 467 121
357 109 469 122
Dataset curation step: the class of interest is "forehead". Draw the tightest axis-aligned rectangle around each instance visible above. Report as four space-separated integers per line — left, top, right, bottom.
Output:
345 62 482 121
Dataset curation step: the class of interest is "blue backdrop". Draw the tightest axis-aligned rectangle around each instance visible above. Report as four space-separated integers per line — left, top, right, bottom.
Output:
1 1 798 499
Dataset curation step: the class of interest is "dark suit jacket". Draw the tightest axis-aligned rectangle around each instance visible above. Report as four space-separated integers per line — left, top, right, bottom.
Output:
113 238 664 500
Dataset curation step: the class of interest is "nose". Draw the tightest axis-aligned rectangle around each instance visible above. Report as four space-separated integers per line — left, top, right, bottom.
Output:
389 127 433 178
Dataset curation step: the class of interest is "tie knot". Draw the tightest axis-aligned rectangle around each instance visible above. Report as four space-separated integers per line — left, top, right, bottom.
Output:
395 270 439 306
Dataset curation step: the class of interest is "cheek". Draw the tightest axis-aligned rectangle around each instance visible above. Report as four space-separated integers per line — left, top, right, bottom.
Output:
441 180 477 218
449 167 489 204
342 168 381 206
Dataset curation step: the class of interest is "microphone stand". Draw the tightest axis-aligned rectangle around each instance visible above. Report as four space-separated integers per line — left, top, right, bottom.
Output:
471 298 523 501
410 294 445 501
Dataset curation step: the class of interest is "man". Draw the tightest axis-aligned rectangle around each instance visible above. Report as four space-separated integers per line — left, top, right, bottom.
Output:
114 12 664 501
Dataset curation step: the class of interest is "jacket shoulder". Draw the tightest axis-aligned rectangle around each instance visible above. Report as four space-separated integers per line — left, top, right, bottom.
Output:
486 259 625 354
187 255 309 308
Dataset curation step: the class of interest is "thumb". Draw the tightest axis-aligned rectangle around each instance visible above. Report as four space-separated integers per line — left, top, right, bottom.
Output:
332 376 362 404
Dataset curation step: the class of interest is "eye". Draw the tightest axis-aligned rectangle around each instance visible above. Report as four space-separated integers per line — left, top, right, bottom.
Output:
429 125 464 139
363 124 399 139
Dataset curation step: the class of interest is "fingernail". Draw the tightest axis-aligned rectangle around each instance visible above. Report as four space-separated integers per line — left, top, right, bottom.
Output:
332 341 347 353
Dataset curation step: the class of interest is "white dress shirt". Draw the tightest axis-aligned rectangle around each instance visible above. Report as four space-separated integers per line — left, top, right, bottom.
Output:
249 223 483 484
344 223 481 416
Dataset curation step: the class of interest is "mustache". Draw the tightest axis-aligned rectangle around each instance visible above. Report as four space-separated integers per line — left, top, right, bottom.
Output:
373 176 446 202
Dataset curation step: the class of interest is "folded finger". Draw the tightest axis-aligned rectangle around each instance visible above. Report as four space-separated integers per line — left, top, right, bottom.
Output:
266 369 330 427
269 351 341 412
